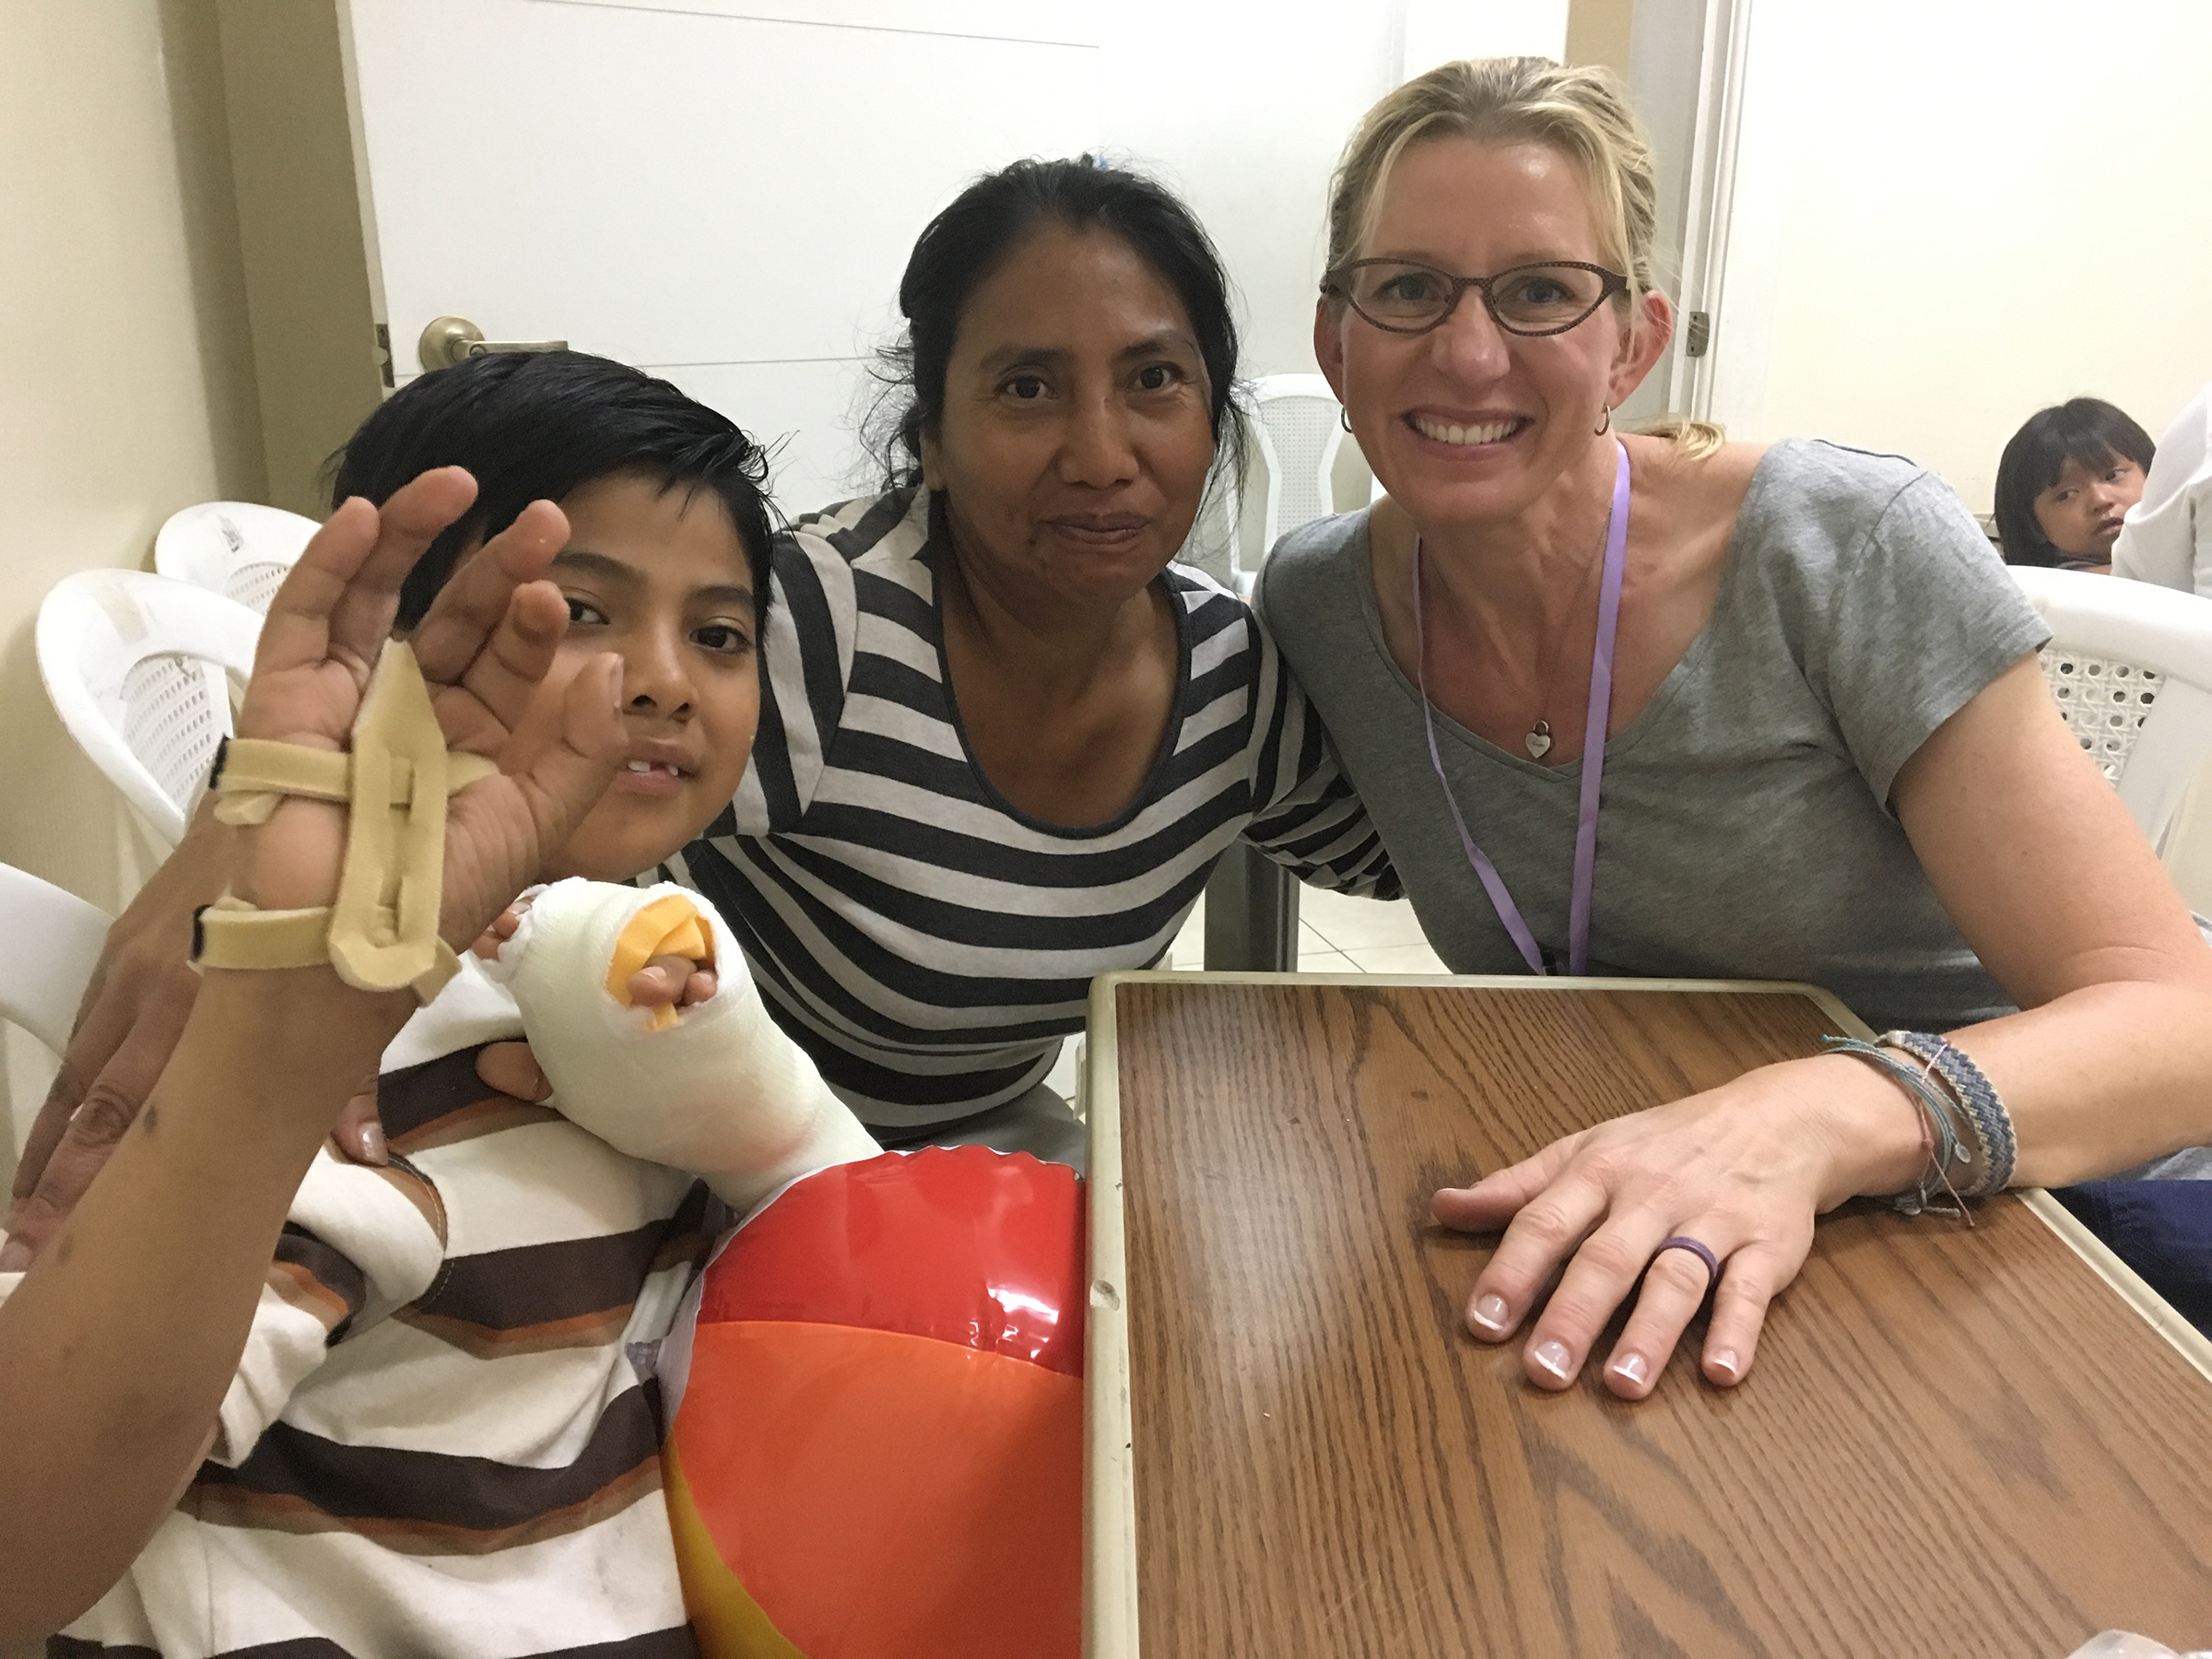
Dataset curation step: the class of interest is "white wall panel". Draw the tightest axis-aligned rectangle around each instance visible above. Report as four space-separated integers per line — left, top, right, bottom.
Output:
1709 0 2212 512
349 0 1098 372
660 356 880 512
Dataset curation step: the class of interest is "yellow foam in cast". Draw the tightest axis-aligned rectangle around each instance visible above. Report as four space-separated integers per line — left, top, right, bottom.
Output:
604 893 716 1032
491 879 877 1215
662 1440 809 1659
194 641 498 1003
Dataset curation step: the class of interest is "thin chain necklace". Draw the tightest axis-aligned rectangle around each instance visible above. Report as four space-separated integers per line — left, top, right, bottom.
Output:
1420 495 1614 760
1517 519 1614 759
1410 439 1631 976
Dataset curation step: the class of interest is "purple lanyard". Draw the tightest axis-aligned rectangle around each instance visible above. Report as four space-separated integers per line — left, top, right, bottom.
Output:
1411 439 1630 976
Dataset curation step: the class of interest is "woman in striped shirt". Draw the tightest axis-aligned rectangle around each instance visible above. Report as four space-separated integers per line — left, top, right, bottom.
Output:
629 159 1395 1162
8 156 1391 1253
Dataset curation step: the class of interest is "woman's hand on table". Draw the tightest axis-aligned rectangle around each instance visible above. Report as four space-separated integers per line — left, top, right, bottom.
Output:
1433 1051 1925 1397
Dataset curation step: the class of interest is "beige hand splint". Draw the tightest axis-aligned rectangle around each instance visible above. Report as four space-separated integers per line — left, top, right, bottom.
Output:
193 641 497 1002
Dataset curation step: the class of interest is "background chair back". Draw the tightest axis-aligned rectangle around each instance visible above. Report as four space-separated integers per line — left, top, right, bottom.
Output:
0 863 108 1059
153 500 318 616
1173 469 1242 592
2010 565 2212 912
1244 375 1347 597
36 571 263 853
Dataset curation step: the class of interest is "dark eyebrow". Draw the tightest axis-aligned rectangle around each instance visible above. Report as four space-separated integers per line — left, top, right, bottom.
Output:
549 548 640 585
1116 331 1201 362
976 331 1202 376
695 583 759 615
977 343 1071 374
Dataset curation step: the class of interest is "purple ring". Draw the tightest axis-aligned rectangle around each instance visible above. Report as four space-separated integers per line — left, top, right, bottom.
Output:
1652 1235 1721 1290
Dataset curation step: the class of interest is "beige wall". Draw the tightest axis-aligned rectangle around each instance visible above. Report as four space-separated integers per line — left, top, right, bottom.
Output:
1565 0 1635 76
0 0 260 911
217 0 382 515
1711 0 2212 513
0 0 262 1175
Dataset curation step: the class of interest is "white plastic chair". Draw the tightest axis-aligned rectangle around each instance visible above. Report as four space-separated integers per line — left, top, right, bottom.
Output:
1173 470 1243 591
154 500 319 616
1241 374 1347 598
37 571 263 852
2010 566 2212 912
0 865 108 1058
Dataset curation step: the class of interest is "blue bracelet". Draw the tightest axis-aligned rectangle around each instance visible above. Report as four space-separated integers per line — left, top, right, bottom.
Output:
1880 1031 2016 1197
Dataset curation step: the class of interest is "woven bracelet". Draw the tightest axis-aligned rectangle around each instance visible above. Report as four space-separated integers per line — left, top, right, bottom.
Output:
1823 1036 1972 1218
1880 1031 2016 1197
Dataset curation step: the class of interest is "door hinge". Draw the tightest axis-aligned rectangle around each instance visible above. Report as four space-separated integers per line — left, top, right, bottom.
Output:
1684 311 1712 359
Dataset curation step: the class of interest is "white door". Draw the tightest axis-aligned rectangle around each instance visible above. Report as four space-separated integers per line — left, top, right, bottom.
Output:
337 0 1102 514
1616 0 1752 429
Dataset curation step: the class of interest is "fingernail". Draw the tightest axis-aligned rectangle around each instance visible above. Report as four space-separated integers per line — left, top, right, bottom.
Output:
1709 1348 1741 1382
1532 1339 1572 1382
1470 1293 1511 1333
1608 1351 1650 1388
0 1236 31 1273
357 1121 388 1166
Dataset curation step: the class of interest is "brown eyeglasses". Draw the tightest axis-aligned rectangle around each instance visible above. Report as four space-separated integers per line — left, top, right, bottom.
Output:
1323 258 1629 337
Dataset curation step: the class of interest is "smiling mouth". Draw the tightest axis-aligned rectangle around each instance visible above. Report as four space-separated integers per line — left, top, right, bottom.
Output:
1407 414 1529 446
611 758 695 796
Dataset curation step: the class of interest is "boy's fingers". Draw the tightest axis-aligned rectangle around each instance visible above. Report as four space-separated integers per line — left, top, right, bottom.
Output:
255 471 479 679
628 958 691 1007
251 497 381 679
324 468 479 661
412 500 570 698
477 1041 551 1104
437 580 572 756
505 653 627 846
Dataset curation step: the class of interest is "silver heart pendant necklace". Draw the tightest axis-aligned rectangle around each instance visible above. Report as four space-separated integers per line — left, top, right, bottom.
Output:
1524 720 1553 759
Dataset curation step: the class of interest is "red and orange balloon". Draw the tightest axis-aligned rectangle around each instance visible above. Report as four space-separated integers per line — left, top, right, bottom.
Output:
664 1147 1085 1658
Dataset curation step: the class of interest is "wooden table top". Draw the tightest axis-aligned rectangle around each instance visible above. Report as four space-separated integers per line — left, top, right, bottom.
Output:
1083 974 2212 1659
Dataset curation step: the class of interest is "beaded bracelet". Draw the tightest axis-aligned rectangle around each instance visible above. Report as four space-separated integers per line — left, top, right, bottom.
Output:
1822 1036 1975 1218
1878 1030 2016 1197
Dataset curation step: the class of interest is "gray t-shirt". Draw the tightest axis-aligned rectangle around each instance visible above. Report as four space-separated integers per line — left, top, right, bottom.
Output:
1256 439 2052 1030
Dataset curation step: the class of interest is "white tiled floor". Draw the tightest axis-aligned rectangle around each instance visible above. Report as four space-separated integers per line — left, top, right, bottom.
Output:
1160 887 1450 977
1046 887 1448 1100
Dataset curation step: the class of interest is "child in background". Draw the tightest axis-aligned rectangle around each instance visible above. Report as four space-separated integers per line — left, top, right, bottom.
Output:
0 351 874 1656
2112 380 2212 598
1994 396 2156 573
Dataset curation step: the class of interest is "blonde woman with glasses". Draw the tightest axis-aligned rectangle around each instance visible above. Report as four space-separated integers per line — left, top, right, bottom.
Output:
1258 57 2212 1400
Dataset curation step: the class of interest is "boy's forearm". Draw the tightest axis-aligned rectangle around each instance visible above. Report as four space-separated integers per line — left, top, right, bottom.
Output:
0 969 406 1642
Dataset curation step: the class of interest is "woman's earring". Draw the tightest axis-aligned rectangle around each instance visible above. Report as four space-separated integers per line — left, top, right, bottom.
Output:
1594 405 1613 437
1339 407 1353 433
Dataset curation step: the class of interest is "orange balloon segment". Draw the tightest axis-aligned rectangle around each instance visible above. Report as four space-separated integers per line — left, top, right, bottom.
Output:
667 1320 1082 1659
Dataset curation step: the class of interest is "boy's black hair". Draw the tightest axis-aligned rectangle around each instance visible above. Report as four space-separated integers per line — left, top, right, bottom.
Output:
865 154 1247 495
1993 396 2156 567
327 351 777 627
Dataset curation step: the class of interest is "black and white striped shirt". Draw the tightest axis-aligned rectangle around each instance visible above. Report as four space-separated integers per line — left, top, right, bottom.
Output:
662 486 1397 1131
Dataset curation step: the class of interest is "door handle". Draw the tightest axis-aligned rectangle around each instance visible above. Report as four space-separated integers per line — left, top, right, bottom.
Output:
418 316 570 372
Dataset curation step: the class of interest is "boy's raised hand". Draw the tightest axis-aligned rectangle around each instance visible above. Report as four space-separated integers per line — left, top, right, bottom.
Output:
3 470 619 1271
234 469 626 953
